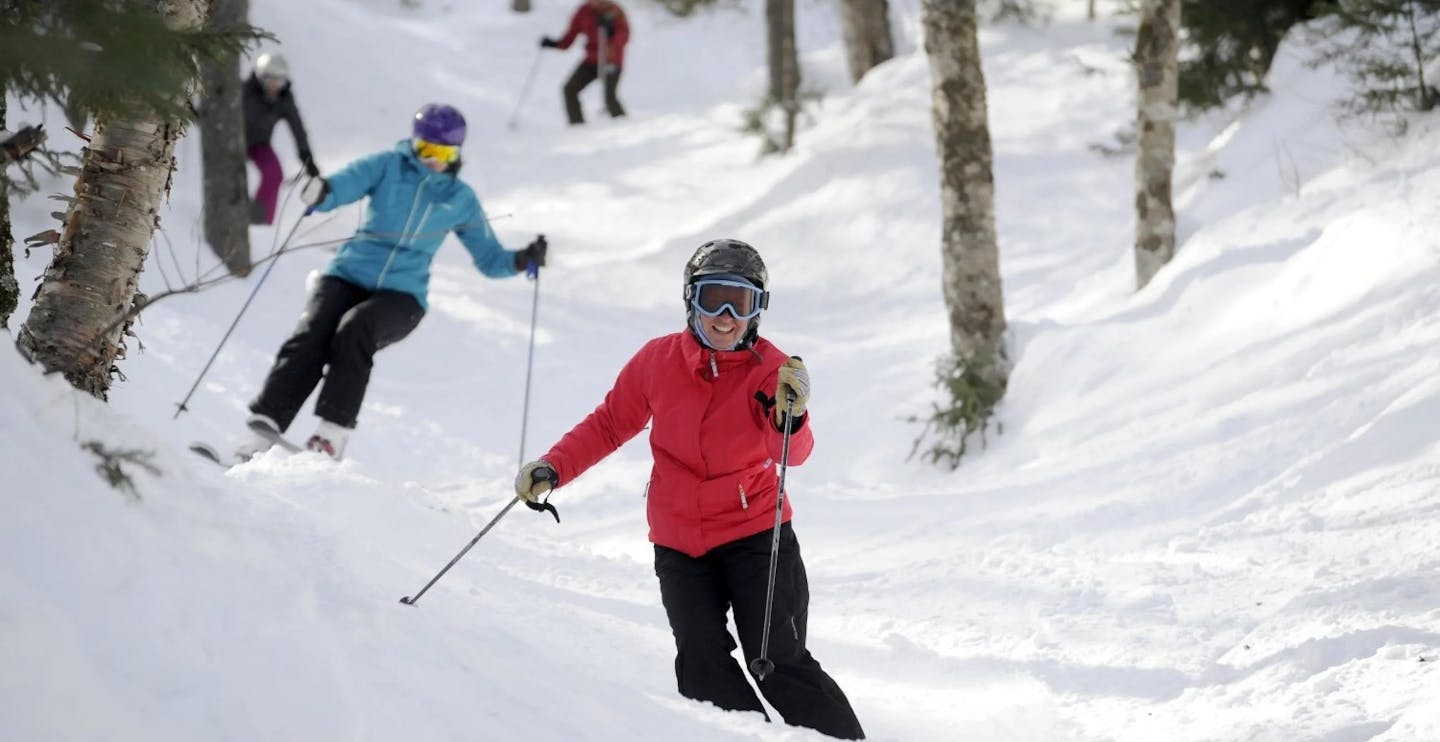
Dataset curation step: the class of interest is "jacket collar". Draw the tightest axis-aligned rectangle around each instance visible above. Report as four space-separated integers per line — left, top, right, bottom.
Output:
247 73 291 100
680 329 761 379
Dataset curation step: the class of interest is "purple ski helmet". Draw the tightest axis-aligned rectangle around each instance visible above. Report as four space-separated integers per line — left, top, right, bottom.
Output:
412 103 467 146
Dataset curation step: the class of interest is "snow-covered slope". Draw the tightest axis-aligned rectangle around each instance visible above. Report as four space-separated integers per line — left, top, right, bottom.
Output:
3 1 1438 740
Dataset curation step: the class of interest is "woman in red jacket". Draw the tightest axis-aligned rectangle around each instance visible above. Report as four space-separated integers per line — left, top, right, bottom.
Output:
540 0 629 125
515 240 865 739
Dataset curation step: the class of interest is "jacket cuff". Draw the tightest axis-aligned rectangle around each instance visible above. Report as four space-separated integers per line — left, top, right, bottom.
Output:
775 411 807 434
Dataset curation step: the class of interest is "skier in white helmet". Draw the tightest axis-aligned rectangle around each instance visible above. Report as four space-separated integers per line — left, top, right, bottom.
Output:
242 51 318 224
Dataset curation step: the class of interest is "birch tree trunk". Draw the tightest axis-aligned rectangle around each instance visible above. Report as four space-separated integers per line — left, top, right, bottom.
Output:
839 0 894 84
200 0 251 277
766 0 800 153
1 91 18 329
16 0 209 398
921 0 1007 392
1133 0 1179 290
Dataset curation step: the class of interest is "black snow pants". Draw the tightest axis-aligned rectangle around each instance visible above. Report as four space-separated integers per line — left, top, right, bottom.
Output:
653 523 865 740
250 275 424 431
563 61 626 125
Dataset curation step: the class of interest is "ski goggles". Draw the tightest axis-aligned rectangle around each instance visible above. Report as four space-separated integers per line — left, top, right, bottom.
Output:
687 276 767 320
413 138 460 165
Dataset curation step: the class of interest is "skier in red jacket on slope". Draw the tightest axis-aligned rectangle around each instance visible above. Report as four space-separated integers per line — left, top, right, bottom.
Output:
540 0 629 124
514 240 865 740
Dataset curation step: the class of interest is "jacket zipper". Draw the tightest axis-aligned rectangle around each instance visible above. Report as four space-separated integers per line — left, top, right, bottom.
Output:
708 351 718 379
377 173 434 288
738 484 748 510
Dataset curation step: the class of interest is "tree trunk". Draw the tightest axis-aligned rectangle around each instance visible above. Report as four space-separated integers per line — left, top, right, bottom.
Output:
838 0 894 84
921 0 1007 392
766 0 800 153
1 90 18 330
1133 0 1179 290
200 0 251 277
16 0 209 398
1088 0 1097 20
511 0 532 11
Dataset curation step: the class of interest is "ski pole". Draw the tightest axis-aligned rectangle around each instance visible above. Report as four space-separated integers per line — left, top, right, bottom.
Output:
173 208 309 418
748 392 797 682
399 497 525 606
516 250 561 522
507 49 545 130
400 253 554 607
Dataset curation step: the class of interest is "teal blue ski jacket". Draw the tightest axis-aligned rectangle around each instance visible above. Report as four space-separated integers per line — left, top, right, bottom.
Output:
313 140 518 309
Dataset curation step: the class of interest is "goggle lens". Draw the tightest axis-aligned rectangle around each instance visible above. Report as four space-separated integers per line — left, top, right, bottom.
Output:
690 278 763 320
414 138 460 164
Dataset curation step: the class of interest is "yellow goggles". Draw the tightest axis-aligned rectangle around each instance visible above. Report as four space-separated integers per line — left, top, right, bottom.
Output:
413 138 460 164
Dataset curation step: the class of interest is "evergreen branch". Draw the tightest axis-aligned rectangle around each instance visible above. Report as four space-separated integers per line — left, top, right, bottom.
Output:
0 1 271 125
0 124 46 164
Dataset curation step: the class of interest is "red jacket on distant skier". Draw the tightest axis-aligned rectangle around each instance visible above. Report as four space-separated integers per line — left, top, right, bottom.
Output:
540 331 811 558
555 0 629 68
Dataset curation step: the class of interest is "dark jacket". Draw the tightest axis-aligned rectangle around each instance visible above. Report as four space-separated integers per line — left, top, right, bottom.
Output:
242 73 312 161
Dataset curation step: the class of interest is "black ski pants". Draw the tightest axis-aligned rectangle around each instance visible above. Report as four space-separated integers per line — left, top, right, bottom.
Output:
563 61 625 125
250 276 424 431
654 523 865 740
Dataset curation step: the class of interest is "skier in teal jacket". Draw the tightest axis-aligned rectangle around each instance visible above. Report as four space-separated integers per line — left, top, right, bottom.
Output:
310 141 518 309
240 103 548 460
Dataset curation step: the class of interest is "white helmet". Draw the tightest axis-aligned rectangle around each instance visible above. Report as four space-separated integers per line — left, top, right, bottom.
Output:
254 52 289 81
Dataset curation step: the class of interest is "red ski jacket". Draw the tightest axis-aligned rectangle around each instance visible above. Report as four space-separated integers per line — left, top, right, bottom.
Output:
541 331 812 558
555 0 630 68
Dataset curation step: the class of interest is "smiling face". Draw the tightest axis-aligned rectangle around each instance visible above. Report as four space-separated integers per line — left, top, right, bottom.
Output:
698 311 746 351
687 277 763 351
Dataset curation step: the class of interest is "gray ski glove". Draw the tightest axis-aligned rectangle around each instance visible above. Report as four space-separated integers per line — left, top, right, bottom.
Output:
515 459 558 503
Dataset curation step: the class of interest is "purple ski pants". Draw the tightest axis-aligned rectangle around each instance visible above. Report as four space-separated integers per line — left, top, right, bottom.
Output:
247 143 283 225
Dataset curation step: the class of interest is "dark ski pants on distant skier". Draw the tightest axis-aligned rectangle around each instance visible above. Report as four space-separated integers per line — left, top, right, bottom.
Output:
654 523 865 740
250 275 424 432
563 62 625 125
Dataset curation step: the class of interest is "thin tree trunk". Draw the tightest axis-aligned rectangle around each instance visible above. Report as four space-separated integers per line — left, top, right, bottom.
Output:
1406 6 1436 110
922 0 1006 386
200 0 251 277
1 90 17 330
766 0 800 153
16 0 209 398
1088 0 1097 20
511 0 532 11
1133 0 1179 290
839 0 894 84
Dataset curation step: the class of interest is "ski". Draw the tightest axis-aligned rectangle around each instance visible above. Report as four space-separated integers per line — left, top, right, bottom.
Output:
188 441 229 466
188 417 304 468
248 416 305 453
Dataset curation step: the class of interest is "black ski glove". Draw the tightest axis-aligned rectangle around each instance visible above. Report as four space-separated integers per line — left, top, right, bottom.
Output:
539 36 559 49
514 234 548 273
